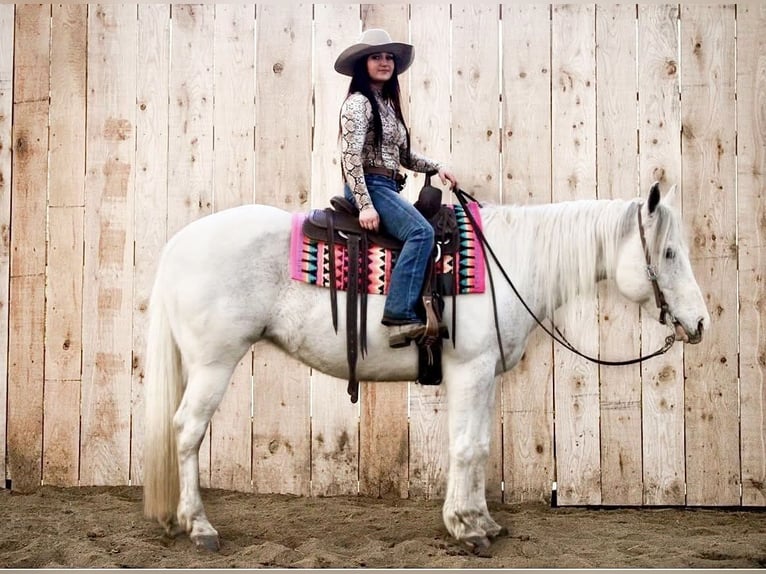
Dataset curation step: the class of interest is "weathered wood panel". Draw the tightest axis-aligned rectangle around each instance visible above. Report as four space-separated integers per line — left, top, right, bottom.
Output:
452 4 500 200
738 2 766 507
638 4 685 506
44 209 83 486
358 3 409 501
451 3 503 502
551 4 601 506
251 3 312 497
168 3 215 487
252 343 311 495
310 3 361 497
208 3 256 493
131 3 170 487
681 4 739 506
500 2 554 504
43 2 87 486
0 3 14 486
167 3 215 239
80 4 137 486
8 4 50 492
408 3 451 501
48 4 87 211
360 383 409 498
595 3 642 506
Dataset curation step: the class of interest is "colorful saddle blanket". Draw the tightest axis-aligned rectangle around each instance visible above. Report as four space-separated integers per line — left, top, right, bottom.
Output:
289 203 485 295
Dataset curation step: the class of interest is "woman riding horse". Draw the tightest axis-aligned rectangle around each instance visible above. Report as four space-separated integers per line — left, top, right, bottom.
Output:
335 28 458 347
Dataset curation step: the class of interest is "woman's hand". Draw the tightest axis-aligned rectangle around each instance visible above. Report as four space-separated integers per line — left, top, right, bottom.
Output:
359 205 380 232
438 168 458 189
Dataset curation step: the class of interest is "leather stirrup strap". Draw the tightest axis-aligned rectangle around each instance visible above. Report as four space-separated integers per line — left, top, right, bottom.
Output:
422 295 440 342
346 235 360 403
421 260 440 345
326 210 338 333
451 277 457 348
359 233 368 357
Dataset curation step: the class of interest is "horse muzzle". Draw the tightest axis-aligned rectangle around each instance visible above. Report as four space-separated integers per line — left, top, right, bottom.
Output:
674 318 705 345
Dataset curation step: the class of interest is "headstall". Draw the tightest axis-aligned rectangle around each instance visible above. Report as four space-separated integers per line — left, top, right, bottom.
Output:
636 205 673 327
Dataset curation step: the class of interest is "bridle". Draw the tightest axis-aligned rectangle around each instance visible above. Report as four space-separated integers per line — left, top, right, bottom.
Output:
452 188 677 368
637 204 673 327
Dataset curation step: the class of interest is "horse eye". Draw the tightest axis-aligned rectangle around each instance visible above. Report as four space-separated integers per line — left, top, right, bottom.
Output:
665 247 676 260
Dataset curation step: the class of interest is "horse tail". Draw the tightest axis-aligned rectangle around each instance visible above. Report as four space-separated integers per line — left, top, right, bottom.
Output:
142 276 183 526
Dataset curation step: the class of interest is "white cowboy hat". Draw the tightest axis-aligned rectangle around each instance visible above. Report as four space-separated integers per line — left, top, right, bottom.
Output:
334 28 414 77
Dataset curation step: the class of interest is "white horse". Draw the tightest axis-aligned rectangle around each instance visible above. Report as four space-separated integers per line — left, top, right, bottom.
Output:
143 182 709 552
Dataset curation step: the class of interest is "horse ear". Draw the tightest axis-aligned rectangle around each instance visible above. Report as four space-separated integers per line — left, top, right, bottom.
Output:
665 184 680 210
647 181 661 214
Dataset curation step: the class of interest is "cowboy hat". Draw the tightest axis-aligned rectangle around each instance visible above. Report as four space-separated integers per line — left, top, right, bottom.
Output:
334 28 414 77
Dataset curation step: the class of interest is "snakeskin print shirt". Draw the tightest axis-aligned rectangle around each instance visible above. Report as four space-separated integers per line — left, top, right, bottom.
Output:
340 91 441 210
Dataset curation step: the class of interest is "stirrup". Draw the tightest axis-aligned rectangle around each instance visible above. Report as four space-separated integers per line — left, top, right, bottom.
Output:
422 296 440 339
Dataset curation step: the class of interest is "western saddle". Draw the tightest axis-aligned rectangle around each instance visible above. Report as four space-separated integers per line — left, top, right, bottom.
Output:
302 174 458 403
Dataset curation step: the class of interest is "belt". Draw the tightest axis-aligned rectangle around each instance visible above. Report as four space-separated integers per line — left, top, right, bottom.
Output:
364 166 404 182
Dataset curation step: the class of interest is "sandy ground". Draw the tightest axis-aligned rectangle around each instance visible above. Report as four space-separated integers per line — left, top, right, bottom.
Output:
1 485 765 568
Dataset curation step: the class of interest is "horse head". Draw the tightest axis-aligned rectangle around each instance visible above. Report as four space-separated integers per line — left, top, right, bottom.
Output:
615 182 710 344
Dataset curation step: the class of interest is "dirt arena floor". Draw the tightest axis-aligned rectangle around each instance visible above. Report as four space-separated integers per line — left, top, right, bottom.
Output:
1 485 765 568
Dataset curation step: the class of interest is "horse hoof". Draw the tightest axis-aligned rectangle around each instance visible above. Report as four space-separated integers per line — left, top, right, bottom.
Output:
193 534 220 552
465 536 492 557
164 524 184 538
160 516 184 538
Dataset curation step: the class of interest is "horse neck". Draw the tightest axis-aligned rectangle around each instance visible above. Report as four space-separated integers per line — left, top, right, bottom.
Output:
484 198 635 317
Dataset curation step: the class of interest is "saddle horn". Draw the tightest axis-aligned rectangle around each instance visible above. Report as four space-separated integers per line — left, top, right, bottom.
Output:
413 171 442 220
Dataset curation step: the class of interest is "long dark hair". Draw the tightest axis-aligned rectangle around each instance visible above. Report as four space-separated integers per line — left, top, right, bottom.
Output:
341 55 411 158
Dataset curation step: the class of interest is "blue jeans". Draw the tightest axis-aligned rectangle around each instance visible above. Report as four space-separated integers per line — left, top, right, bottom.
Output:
345 174 435 324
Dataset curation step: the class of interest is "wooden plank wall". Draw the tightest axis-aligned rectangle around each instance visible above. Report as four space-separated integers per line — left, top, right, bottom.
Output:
0 4 13 487
596 3 642 505
8 4 50 493
551 4 601 506
680 4 739 506
0 5 14 486
251 4 313 497
500 4 554 504
408 3 452 500
311 3 361 497
1 4 764 509
358 3 410 500
45 4 86 486
638 4 686 506
131 3 170 487
452 4 504 503
738 3 766 507
80 2 137 487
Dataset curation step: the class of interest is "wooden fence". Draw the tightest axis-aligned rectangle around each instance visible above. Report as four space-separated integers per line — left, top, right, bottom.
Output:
0 3 764 507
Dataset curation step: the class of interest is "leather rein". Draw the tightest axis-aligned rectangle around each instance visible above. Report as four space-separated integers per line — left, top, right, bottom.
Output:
452 188 677 368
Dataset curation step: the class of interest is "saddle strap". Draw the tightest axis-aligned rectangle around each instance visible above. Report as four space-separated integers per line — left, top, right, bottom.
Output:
346 235 360 404
451 283 457 348
327 210 338 333
320 207 367 404
359 233 368 358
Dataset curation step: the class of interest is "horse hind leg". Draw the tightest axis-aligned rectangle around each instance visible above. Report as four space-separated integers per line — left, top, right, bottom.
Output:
173 360 240 551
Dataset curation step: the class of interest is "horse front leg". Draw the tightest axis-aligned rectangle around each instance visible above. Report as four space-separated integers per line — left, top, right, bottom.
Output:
442 359 506 551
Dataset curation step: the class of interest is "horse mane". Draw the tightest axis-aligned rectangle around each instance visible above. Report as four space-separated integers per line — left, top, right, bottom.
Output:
483 197 678 318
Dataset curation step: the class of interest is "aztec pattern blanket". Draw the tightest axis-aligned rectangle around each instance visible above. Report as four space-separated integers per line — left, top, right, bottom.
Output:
289 203 486 295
